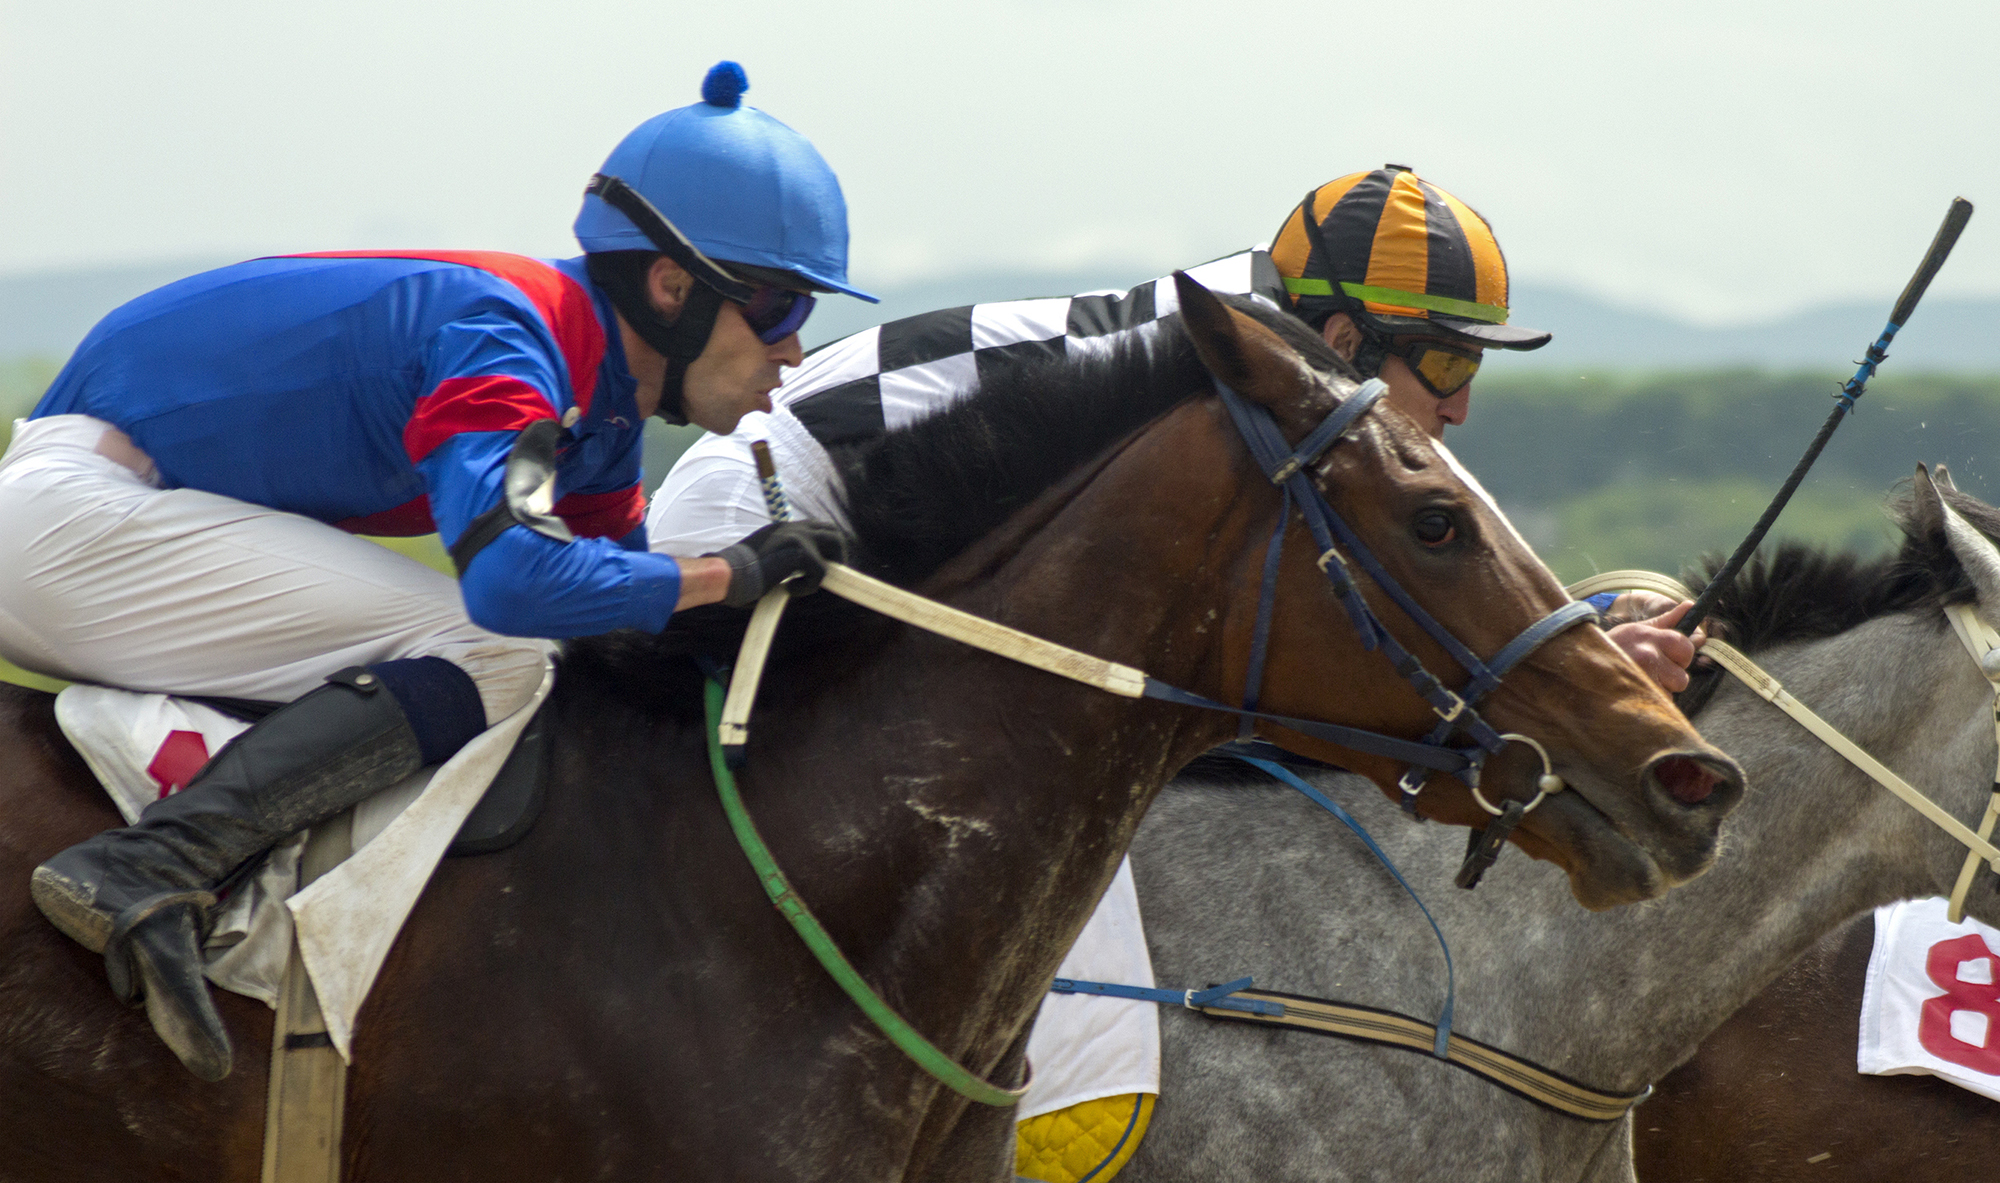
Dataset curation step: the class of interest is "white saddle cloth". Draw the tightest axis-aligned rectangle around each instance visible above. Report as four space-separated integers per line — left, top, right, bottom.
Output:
1021 859 1162 1118
53 661 552 1060
1859 896 2000 1102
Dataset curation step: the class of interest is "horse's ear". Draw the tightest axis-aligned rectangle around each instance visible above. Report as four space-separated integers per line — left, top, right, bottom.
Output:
1935 463 1960 493
1927 465 2000 624
1172 271 1308 409
1912 465 1946 540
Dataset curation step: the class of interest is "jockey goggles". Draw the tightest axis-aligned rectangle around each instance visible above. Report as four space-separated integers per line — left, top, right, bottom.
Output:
584 173 815 345
1389 338 1483 398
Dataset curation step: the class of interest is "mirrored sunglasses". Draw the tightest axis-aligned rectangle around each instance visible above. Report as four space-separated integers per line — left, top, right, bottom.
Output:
1391 339 1483 398
737 286 815 345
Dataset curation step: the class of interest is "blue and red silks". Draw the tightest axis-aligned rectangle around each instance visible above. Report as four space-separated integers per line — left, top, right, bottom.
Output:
35 251 683 638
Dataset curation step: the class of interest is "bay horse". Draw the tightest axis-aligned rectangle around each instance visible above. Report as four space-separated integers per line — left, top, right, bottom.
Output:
0 279 1734 1182
1120 470 2000 1183
1633 911 2000 1182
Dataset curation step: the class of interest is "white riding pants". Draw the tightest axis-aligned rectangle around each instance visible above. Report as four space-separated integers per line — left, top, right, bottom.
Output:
0 415 550 723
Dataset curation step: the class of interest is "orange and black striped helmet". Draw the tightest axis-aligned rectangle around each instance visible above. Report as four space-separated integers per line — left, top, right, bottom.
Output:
1271 165 1550 351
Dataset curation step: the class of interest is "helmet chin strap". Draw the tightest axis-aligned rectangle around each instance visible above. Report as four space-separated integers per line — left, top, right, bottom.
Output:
1347 324 1389 380
585 252 723 426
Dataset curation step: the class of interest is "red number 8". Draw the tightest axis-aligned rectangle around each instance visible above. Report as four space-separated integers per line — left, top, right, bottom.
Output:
1918 932 2000 1074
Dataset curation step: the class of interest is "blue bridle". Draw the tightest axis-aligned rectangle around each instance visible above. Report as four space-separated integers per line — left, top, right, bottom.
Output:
1142 376 1601 809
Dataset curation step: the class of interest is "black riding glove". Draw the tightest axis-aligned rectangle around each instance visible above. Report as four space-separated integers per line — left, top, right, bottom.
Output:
709 521 849 608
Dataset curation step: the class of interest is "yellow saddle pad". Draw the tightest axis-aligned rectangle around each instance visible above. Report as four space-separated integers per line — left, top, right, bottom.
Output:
1015 1092 1156 1183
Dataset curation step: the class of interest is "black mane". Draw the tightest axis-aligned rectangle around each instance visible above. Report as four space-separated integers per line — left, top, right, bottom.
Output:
1692 484 2000 653
1674 483 2000 715
831 293 1348 586
564 291 1350 714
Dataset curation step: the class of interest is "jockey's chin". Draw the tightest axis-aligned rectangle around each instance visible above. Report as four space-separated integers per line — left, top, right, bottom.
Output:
679 302 802 434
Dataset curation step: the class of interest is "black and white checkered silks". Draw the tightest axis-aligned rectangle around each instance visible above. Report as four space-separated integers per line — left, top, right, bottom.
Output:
645 249 1285 554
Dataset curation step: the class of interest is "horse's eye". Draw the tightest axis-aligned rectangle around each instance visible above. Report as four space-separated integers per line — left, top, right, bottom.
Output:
1413 510 1456 547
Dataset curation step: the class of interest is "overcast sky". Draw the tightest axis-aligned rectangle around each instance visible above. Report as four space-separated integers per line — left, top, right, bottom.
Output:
2 1 1995 323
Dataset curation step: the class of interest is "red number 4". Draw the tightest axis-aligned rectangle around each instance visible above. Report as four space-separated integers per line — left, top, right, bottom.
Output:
1918 932 2000 1074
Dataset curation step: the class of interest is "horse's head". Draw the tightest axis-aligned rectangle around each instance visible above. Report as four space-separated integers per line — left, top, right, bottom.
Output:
1171 274 1743 909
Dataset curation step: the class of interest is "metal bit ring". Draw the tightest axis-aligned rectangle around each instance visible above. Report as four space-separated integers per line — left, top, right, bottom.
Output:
1468 733 1566 817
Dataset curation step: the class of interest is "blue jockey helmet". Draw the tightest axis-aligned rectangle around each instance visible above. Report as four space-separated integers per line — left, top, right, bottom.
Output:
574 62 875 302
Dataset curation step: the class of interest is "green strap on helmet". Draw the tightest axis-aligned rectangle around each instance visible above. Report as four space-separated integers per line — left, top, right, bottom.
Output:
1283 277 1510 325
703 679 1030 1107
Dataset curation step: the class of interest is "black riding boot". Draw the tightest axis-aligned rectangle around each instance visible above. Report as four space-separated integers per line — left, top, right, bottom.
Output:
32 667 427 1081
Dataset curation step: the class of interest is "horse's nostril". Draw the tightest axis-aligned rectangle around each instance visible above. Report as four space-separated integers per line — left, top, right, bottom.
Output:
1653 756 1719 805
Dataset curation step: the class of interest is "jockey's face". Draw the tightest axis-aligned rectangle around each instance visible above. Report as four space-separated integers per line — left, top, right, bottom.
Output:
680 300 805 434
1319 313 1476 438
620 258 806 432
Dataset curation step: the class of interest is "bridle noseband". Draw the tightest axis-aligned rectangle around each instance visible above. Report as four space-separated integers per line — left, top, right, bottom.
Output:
1147 377 1599 859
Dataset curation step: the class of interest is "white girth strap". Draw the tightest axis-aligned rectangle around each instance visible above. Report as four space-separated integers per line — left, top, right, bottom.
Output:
1568 571 2000 909
1941 602 2000 921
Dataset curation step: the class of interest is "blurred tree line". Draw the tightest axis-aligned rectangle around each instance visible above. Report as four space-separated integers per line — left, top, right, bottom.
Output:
5 357 2000 686
1454 369 2000 582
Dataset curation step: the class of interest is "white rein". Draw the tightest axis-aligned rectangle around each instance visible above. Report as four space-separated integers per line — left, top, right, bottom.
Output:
1569 571 2000 922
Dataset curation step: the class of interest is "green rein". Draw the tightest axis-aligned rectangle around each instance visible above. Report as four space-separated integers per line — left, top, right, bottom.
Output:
702 679 1029 1106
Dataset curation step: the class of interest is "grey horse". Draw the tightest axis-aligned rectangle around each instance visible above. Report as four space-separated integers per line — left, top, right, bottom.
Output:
1118 468 2000 1183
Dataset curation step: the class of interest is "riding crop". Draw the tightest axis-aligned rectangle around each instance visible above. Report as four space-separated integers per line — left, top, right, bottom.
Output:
1679 197 1974 634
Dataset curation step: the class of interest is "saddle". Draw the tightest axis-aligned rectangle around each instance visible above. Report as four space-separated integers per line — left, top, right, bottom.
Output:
448 696 551 855
48 682 552 1009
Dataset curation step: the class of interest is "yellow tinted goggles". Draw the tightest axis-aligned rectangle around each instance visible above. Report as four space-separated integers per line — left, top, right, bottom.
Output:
1393 340 1483 398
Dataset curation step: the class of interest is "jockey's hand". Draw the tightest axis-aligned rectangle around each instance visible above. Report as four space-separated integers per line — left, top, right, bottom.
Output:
1604 597 1706 693
711 521 849 607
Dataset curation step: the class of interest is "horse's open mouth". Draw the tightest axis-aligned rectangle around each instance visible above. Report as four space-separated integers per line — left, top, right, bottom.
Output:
1520 749 1744 911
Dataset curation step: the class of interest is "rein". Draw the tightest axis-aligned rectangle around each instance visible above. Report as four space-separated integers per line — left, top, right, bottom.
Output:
1053 753 1654 1123
1572 570 2000 921
701 681 1029 1107
704 374 1600 1105
1055 565 2000 1126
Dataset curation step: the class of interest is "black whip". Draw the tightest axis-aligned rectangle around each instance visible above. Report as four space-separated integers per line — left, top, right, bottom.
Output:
1678 197 1975 634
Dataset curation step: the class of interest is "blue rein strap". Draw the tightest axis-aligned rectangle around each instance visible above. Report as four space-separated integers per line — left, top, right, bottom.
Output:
1049 976 1284 1018
1239 755 1455 1056
1047 755 1457 1057
1142 679 1480 775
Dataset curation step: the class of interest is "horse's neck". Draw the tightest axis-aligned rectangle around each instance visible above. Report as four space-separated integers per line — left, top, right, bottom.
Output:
749 406 1248 1079
1472 614 1980 1086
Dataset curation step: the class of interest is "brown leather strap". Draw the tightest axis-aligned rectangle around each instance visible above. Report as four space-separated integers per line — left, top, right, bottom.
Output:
1195 987 1650 1122
261 816 353 1183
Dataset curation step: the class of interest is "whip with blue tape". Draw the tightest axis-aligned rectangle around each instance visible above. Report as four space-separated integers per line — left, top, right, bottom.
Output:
1681 197 1973 635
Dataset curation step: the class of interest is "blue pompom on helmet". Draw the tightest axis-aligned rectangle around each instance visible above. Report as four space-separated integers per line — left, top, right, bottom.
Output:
575 61 875 302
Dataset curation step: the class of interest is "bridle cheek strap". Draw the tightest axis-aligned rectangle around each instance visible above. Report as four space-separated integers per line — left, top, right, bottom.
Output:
1213 377 1600 807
